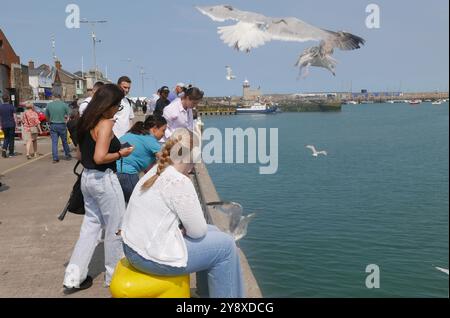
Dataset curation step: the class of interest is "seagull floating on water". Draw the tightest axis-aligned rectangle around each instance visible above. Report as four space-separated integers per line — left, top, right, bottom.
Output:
207 201 256 242
196 4 365 76
226 66 236 80
306 145 328 157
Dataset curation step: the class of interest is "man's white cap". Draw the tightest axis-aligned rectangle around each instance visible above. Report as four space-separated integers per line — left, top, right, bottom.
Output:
175 82 186 88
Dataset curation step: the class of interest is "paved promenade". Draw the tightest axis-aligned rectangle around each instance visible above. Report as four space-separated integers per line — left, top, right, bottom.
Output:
0 123 261 298
0 137 111 297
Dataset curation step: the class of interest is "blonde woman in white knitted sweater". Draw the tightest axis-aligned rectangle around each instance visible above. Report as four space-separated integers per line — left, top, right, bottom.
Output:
122 128 245 298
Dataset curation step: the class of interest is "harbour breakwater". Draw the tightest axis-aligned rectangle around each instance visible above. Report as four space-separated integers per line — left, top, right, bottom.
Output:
198 100 342 115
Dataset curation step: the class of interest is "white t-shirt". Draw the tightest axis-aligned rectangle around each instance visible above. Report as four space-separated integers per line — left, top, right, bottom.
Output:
122 165 207 267
113 97 135 138
78 97 92 116
162 98 193 141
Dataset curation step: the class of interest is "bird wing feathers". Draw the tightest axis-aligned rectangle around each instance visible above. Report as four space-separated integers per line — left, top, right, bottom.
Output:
197 5 365 53
306 145 317 153
296 46 320 67
196 5 269 24
218 22 273 52
436 267 449 275
266 17 330 43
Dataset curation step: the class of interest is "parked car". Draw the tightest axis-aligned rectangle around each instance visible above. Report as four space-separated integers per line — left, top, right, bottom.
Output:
25 100 52 111
14 101 51 138
33 106 50 135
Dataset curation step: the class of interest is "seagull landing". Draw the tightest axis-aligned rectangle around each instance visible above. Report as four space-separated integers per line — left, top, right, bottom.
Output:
226 66 236 80
306 145 328 157
206 201 256 241
296 43 337 77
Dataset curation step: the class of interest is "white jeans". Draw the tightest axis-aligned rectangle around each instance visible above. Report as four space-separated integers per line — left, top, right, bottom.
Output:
63 169 126 288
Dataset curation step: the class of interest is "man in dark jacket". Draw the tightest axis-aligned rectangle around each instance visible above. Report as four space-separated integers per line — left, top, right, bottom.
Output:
0 94 17 158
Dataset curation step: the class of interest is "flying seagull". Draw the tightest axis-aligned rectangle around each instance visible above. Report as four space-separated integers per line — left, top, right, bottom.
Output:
226 65 236 80
306 145 328 157
436 267 449 275
206 201 256 242
296 43 338 77
196 5 365 75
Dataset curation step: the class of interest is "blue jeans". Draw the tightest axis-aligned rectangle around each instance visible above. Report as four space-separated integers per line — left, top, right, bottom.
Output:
2 127 15 155
117 173 140 203
123 225 245 298
64 169 126 288
50 123 71 161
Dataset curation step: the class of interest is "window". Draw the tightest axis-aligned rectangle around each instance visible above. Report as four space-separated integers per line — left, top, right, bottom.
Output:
0 40 3 48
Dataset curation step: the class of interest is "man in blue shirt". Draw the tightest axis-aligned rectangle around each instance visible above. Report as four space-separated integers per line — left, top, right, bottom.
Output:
0 94 17 158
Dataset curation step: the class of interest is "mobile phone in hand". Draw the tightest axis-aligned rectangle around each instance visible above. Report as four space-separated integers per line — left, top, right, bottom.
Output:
121 142 132 149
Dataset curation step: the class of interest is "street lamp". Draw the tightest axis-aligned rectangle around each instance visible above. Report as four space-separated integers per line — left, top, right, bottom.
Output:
139 66 147 96
80 19 107 82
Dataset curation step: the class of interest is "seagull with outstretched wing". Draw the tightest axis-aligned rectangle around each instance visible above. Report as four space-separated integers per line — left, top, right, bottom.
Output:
296 43 338 77
306 145 328 157
226 66 236 80
197 5 365 75
206 201 256 242
436 267 449 275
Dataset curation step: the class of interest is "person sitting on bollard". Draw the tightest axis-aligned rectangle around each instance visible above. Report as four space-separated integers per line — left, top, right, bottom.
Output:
121 128 245 298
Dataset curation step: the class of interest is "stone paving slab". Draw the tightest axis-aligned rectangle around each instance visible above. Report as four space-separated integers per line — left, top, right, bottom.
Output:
0 138 111 298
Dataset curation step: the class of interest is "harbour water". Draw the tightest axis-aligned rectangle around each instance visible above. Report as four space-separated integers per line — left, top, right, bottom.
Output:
204 102 449 298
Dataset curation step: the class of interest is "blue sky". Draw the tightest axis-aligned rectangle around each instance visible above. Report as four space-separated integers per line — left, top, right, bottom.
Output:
1 0 448 97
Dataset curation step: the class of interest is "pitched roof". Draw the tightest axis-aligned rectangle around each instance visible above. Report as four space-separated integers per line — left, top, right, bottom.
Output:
29 64 55 79
29 64 83 80
58 67 83 80
0 28 20 66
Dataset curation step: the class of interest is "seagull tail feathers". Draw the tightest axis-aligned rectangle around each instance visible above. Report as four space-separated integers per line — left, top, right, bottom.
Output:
218 22 272 52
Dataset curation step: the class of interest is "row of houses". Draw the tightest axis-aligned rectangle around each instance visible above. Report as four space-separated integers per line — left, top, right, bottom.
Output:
1 28 110 105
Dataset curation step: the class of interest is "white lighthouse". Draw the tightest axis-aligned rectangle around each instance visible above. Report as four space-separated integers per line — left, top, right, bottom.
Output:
242 79 262 101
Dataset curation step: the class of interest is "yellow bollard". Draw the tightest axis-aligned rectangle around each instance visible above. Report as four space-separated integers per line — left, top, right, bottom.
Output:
58 130 72 147
110 258 190 298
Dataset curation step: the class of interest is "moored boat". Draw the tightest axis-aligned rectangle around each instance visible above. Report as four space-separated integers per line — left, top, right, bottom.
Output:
236 102 279 114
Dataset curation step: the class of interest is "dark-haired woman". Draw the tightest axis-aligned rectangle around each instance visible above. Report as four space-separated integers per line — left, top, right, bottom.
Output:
117 115 167 203
162 87 204 142
63 84 134 294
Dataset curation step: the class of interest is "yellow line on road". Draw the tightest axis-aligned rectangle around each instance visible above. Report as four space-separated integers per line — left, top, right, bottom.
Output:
1 152 52 176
